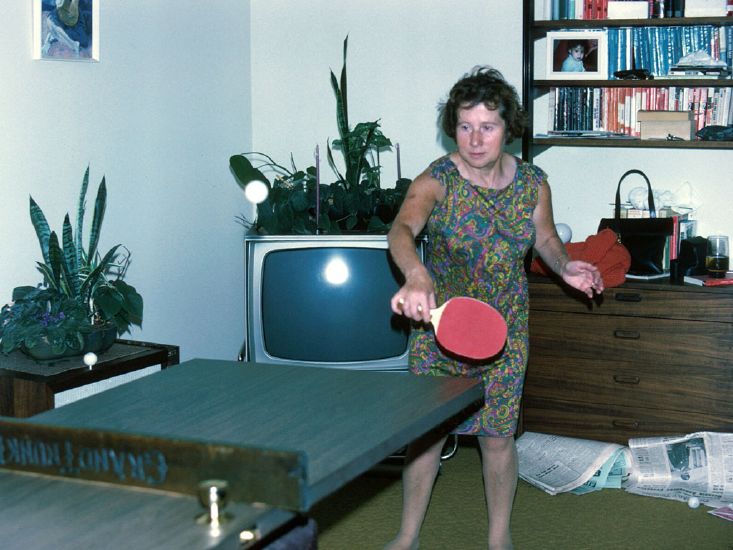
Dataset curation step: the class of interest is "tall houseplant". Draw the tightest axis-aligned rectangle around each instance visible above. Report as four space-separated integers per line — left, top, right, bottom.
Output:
0 167 143 359
230 36 410 234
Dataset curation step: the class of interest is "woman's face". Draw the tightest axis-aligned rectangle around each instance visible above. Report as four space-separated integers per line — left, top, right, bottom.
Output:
454 103 506 171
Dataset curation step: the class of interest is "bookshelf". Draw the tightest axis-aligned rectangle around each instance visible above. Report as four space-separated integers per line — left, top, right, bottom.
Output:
522 3 733 160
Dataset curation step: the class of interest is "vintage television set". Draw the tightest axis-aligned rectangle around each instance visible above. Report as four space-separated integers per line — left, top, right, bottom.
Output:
241 234 427 370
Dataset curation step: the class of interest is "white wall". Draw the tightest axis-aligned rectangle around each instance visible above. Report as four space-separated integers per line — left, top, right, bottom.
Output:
249 0 524 196
0 1 252 362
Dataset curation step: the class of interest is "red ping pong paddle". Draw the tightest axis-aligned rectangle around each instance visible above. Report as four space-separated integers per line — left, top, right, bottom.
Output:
429 297 508 360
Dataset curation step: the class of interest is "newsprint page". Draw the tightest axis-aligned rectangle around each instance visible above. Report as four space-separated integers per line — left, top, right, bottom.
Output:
517 431 733 512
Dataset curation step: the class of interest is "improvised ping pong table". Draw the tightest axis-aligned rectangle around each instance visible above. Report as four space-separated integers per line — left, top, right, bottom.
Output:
0 358 482 549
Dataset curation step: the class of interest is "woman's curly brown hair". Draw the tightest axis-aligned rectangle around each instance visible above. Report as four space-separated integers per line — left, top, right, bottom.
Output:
439 66 528 144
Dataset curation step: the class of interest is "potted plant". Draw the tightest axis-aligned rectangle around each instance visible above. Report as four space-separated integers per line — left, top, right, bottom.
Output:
0 167 143 360
230 36 410 234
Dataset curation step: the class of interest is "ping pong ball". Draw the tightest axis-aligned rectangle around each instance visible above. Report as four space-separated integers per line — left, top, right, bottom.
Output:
83 352 98 367
687 496 700 509
244 180 269 204
555 223 572 244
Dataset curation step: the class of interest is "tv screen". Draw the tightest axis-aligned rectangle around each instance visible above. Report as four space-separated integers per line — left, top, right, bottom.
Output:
243 235 426 370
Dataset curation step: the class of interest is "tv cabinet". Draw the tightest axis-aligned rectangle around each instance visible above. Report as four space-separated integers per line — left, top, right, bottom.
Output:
522 278 733 444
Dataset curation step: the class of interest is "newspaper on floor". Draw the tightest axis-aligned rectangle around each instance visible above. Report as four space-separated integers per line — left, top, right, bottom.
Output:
517 431 733 508
516 432 632 496
624 431 733 508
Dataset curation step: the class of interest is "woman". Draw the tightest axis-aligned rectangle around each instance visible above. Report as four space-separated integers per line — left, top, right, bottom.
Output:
385 67 603 550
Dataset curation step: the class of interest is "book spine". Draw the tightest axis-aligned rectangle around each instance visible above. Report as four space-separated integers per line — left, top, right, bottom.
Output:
585 0 594 19
576 0 585 19
601 87 609 131
707 86 715 127
670 214 680 260
619 28 627 72
693 87 702 131
608 28 617 78
662 26 671 76
633 88 642 136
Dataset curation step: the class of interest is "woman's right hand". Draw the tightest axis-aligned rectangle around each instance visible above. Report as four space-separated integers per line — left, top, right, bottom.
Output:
391 270 436 324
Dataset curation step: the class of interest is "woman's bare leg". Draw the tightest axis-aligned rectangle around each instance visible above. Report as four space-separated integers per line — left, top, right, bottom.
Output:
383 432 449 550
477 435 517 550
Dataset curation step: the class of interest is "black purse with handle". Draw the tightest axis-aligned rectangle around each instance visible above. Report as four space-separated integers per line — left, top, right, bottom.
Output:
598 169 674 276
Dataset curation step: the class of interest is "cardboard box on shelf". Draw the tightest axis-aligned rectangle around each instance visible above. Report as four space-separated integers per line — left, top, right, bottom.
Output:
684 0 728 17
607 1 648 18
637 110 695 141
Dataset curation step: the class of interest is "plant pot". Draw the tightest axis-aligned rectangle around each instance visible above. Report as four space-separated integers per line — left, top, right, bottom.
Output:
82 323 118 354
21 324 117 361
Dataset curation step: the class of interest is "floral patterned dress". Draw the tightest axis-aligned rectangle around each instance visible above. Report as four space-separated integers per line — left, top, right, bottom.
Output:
409 154 543 437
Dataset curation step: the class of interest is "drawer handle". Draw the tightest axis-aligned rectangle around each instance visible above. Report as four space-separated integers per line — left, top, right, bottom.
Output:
612 419 640 429
613 330 640 340
614 292 642 303
613 375 640 385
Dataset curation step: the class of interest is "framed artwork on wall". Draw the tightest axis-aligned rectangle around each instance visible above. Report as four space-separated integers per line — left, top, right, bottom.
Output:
33 0 100 61
546 31 608 80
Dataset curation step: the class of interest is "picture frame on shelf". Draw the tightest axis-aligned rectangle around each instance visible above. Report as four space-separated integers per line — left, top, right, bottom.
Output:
32 0 100 62
546 31 608 80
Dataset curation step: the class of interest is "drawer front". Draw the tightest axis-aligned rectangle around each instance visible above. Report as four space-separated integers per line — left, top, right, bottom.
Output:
520 397 730 445
529 310 733 371
529 280 733 323
526 311 733 419
523 356 733 422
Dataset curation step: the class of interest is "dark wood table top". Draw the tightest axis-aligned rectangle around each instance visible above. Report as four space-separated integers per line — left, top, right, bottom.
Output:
0 340 179 390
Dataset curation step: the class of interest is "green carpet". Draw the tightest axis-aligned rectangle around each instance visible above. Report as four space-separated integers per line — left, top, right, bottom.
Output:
310 441 732 549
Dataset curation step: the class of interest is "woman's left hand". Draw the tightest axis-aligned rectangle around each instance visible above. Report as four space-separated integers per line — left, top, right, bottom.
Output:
561 260 604 298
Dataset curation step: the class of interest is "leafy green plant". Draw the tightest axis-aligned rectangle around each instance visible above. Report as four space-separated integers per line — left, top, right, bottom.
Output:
230 36 410 234
0 167 143 355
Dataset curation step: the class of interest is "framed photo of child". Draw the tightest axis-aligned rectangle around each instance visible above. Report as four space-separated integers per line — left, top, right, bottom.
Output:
546 31 608 80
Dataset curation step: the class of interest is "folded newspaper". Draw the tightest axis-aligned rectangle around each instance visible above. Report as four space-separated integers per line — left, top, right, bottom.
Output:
516 432 631 496
517 431 733 508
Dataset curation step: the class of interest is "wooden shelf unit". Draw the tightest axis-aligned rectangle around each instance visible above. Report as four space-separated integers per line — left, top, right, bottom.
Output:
521 4 733 159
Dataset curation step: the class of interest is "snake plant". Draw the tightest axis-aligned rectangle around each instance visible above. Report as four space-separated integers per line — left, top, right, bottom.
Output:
0 167 143 356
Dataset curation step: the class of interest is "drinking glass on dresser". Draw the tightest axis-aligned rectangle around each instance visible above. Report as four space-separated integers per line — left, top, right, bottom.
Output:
706 235 730 278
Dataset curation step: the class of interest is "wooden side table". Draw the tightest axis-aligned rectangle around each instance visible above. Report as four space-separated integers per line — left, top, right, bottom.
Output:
0 339 179 418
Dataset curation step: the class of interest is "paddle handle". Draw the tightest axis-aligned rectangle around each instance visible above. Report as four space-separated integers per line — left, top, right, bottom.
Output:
427 303 445 328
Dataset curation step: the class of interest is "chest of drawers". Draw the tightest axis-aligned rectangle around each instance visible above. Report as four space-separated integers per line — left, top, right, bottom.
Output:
522 278 733 444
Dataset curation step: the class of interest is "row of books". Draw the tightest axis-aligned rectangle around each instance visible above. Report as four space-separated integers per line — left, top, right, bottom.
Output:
607 25 732 78
543 0 731 20
548 86 733 134
544 0 654 19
